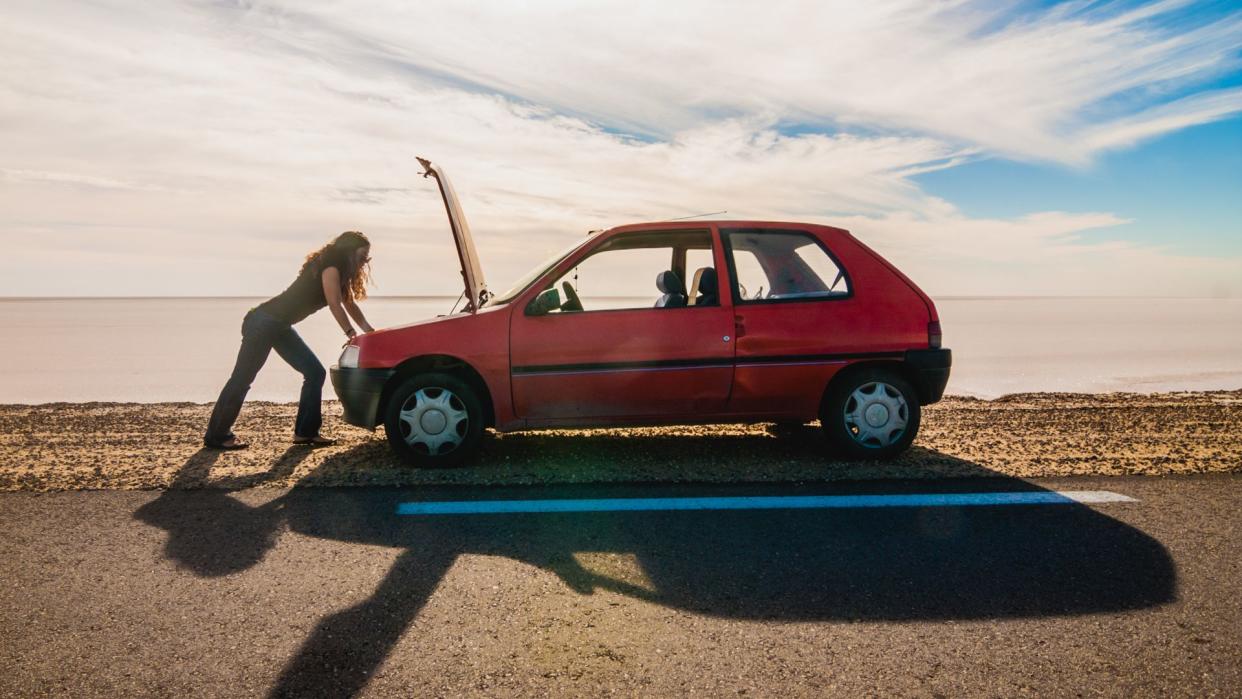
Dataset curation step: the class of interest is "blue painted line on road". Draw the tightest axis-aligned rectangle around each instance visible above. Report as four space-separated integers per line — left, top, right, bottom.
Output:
395 491 1136 515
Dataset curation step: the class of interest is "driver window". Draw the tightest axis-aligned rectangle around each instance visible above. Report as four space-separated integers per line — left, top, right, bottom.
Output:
543 231 714 313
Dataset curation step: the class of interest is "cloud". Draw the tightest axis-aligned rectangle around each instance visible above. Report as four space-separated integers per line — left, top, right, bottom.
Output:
0 169 167 192
221 0 1242 163
0 0 1239 298
837 209 1242 297
1080 87 1242 153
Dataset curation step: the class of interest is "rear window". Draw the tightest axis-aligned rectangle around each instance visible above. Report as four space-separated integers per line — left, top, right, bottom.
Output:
722 230 851 303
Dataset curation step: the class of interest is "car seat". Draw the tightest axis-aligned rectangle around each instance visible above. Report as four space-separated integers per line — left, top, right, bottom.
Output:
691 267 718 307
654 270 688 308
688 267 704 306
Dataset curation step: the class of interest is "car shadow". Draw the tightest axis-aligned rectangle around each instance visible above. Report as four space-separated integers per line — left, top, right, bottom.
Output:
135 439 1177 698
275 423 1009 486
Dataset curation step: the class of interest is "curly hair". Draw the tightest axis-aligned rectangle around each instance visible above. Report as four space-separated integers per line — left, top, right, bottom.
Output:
301 231 373 302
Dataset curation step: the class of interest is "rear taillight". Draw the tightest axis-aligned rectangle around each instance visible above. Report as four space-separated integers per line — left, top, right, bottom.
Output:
928 321 942 349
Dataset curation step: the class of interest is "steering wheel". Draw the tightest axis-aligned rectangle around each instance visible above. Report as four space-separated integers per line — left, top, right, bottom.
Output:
561 281 584 312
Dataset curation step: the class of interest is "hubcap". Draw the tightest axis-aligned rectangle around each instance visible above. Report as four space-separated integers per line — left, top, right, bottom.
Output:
864 403 890 427
398 387 469 456
843 381 909 449
420 410 447 434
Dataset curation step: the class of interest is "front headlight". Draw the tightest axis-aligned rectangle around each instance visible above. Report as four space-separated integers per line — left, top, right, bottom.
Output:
339 344 360 368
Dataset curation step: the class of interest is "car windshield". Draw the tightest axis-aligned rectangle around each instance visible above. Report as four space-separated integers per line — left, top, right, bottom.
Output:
484 237 590 307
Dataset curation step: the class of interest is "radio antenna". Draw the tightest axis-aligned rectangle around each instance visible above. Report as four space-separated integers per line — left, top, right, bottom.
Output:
667 210 727 221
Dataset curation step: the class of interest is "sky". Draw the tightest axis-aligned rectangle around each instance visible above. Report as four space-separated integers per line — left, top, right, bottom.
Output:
2 0 1241 299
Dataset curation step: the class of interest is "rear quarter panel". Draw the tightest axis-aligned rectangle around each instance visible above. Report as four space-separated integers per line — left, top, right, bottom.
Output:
817 226 931 348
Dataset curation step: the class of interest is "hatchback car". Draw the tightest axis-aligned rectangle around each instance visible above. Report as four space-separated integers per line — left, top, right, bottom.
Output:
330 158 951 466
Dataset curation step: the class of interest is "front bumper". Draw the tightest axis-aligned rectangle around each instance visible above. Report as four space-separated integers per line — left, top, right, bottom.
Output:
904 348 952 404
330 366 395 429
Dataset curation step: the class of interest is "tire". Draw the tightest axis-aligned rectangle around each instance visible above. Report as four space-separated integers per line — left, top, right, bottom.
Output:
383 372 484 467
820 368 921 460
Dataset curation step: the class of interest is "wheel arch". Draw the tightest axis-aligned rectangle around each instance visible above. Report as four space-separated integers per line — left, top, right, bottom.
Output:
380 354 496 428
821 359 926 414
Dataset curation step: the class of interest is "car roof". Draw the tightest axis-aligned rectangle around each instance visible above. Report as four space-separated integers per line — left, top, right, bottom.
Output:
603 220 852 236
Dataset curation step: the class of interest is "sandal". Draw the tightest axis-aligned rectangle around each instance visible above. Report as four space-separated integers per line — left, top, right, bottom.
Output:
292 435 337 447
205 436 249 450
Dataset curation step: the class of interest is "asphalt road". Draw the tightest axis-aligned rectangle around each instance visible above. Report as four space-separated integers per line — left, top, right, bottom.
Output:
1 474 1239 697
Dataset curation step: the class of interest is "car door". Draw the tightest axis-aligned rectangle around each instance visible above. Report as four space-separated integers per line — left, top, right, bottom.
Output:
510 229 735 421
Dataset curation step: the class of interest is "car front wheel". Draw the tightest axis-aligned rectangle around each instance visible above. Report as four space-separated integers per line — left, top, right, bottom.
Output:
821 369 921 460
383 372 484 467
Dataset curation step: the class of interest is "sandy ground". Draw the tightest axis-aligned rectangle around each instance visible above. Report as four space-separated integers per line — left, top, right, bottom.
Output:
0 391 1239 492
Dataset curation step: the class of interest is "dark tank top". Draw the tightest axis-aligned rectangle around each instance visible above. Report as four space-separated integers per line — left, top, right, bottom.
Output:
254 249 350 325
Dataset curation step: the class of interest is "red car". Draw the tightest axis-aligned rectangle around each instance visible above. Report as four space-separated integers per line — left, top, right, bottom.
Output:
331 158 951 465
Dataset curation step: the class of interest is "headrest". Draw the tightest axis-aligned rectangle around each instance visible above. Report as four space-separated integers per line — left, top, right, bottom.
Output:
696 267 717 294
656 270 685 295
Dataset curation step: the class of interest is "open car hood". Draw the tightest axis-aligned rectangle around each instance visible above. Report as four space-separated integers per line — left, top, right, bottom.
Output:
417 157 489 312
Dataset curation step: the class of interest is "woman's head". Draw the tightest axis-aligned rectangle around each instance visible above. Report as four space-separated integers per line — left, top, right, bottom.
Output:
302 231 373 302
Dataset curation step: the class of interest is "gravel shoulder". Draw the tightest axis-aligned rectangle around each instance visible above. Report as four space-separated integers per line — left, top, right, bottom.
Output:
1 391 1239 491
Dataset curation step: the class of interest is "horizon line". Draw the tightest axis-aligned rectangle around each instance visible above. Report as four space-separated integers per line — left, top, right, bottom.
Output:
0 294 1237 301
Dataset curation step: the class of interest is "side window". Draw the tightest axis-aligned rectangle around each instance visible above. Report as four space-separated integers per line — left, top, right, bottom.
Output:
542 231 715 312
724 230 850 302
731 249 768 300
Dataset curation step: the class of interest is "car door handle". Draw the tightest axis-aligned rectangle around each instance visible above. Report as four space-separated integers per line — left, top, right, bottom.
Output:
733 315 746 338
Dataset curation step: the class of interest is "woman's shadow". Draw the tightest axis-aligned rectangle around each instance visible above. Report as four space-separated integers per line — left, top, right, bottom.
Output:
134 446 313 577
135 434 1178 699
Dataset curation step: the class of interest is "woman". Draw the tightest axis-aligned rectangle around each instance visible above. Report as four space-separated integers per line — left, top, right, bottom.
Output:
203 231 376 449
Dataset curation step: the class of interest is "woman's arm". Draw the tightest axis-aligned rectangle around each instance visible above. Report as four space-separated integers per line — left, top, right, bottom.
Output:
343 299 375 333
321 267 356 338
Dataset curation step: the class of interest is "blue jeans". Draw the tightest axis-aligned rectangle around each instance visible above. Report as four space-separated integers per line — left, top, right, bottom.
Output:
204 307 326 446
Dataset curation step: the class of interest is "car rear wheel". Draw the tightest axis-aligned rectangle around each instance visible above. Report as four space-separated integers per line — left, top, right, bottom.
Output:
821 369 921 460
383 372 484 467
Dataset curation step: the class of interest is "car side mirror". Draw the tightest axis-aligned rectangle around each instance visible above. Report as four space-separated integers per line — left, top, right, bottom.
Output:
525 288 562 316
